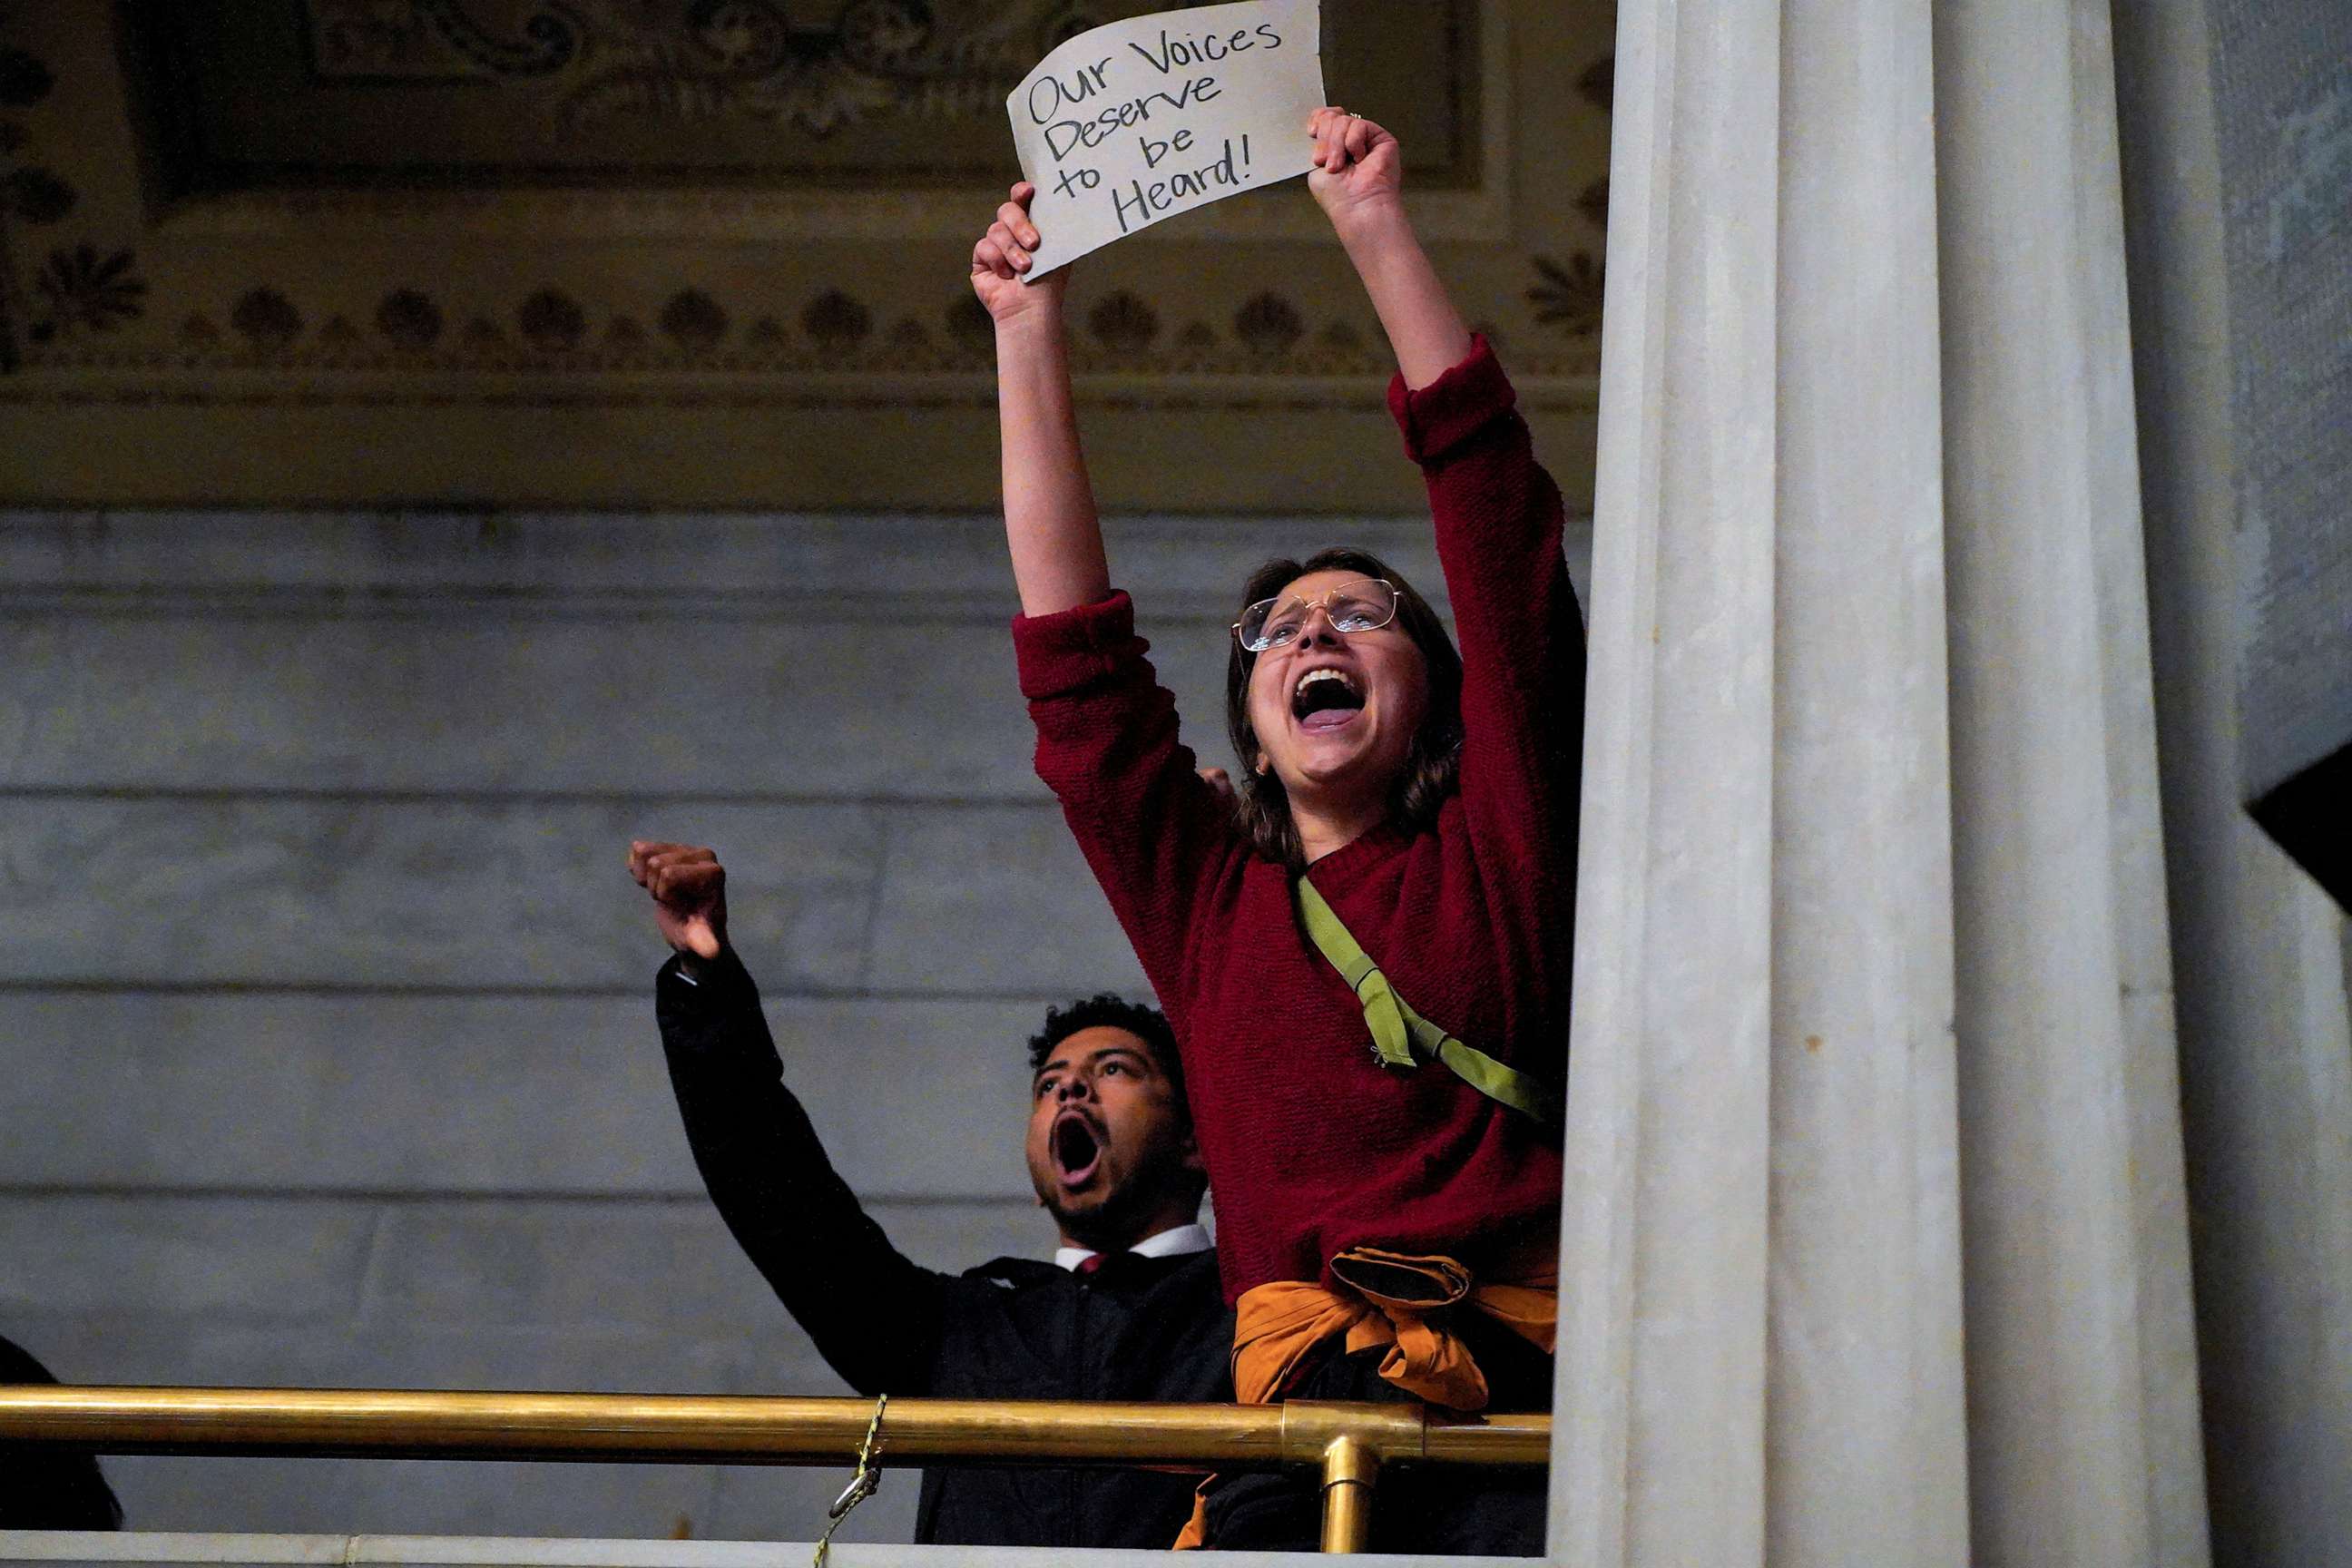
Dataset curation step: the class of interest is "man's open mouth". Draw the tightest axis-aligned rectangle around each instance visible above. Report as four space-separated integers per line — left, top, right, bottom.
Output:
1292 667 1366 734
1053 1112 1103 1188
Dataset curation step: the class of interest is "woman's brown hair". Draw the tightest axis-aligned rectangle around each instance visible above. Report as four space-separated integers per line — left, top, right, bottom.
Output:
1223 546 1465 868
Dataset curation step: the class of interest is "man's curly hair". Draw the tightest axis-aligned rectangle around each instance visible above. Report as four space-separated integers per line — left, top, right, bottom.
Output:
1027 993 1187 1111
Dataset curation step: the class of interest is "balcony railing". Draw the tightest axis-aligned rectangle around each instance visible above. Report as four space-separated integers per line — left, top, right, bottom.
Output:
0 1387 1552 1554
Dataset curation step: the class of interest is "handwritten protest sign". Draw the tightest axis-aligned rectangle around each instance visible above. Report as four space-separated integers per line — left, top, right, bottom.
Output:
1006 0 1324 278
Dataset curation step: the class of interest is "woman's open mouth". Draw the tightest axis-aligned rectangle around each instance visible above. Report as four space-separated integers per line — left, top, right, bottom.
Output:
1053 1112 1103 1189
1292 668 1366 735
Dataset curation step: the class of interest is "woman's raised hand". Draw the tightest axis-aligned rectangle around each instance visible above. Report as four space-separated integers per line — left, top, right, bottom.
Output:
1306 107 1403 230
971 182 1068 323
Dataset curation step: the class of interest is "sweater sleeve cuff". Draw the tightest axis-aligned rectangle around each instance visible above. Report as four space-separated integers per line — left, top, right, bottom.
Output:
1012 589 1140 701
1387 334 1518 465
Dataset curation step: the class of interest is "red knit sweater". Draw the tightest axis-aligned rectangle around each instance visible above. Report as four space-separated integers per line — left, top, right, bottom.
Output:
1012 339 1583 1305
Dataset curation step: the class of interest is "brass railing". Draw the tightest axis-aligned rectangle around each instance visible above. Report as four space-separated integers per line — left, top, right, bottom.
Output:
0 1387 1552 1554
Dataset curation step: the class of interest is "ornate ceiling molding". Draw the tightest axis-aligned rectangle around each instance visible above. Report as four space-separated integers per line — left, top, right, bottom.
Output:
0 1 1610 510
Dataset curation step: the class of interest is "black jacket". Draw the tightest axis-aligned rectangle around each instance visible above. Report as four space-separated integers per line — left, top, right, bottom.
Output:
655 952 1234 1549
0 1337 123 1530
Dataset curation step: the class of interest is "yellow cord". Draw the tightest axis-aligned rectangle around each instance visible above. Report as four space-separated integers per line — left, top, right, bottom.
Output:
812 1392 888 1568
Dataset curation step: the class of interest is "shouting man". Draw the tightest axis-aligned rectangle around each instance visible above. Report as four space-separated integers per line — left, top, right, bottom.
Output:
628 841 1230 1550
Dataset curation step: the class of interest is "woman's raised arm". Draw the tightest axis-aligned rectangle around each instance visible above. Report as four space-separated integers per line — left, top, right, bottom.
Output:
973 183 1112 617
1306 109 1473 390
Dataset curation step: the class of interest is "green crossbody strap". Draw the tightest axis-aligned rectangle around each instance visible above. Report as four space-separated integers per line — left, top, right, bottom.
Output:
1293 878 1561 1128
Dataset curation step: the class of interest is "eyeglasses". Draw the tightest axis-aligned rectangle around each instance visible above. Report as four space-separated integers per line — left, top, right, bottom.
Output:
1233 578 1399 652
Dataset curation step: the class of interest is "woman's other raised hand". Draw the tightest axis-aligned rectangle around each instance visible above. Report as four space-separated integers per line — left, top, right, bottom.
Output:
971 182 1068 323
975 180 1108 617
1306 107 1403 233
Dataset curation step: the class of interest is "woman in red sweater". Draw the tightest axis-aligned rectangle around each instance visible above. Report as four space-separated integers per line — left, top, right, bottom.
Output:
971 107 1583 1553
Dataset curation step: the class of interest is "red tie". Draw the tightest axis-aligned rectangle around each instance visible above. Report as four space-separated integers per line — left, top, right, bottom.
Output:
1075 1253 1107 1275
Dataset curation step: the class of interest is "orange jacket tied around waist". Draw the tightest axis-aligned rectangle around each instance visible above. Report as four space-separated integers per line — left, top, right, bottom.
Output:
1171 1244 1556 1549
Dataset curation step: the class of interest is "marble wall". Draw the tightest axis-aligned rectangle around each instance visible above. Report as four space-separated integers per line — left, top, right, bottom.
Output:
0 507 1587 1544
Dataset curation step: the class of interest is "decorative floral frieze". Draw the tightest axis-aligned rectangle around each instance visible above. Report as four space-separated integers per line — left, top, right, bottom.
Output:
28 245 146 343
119 279 1598 381
0 32 148 365
1529 254 1604 339
1 8 1608 395
376 288 446 349
1576 177 1608 232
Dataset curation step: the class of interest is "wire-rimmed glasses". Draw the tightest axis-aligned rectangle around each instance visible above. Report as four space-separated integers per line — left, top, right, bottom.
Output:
1233 578 1399 652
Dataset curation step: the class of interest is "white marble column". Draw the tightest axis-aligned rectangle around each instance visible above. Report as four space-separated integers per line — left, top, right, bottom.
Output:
1555 0 1966 1563
1769 0 1971 1560
1551 0 1778 1557
1935 1 2209 1562
1559 1 2207 1563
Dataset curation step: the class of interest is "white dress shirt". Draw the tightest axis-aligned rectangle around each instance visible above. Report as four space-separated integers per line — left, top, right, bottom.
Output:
1054 1222 1213 1273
